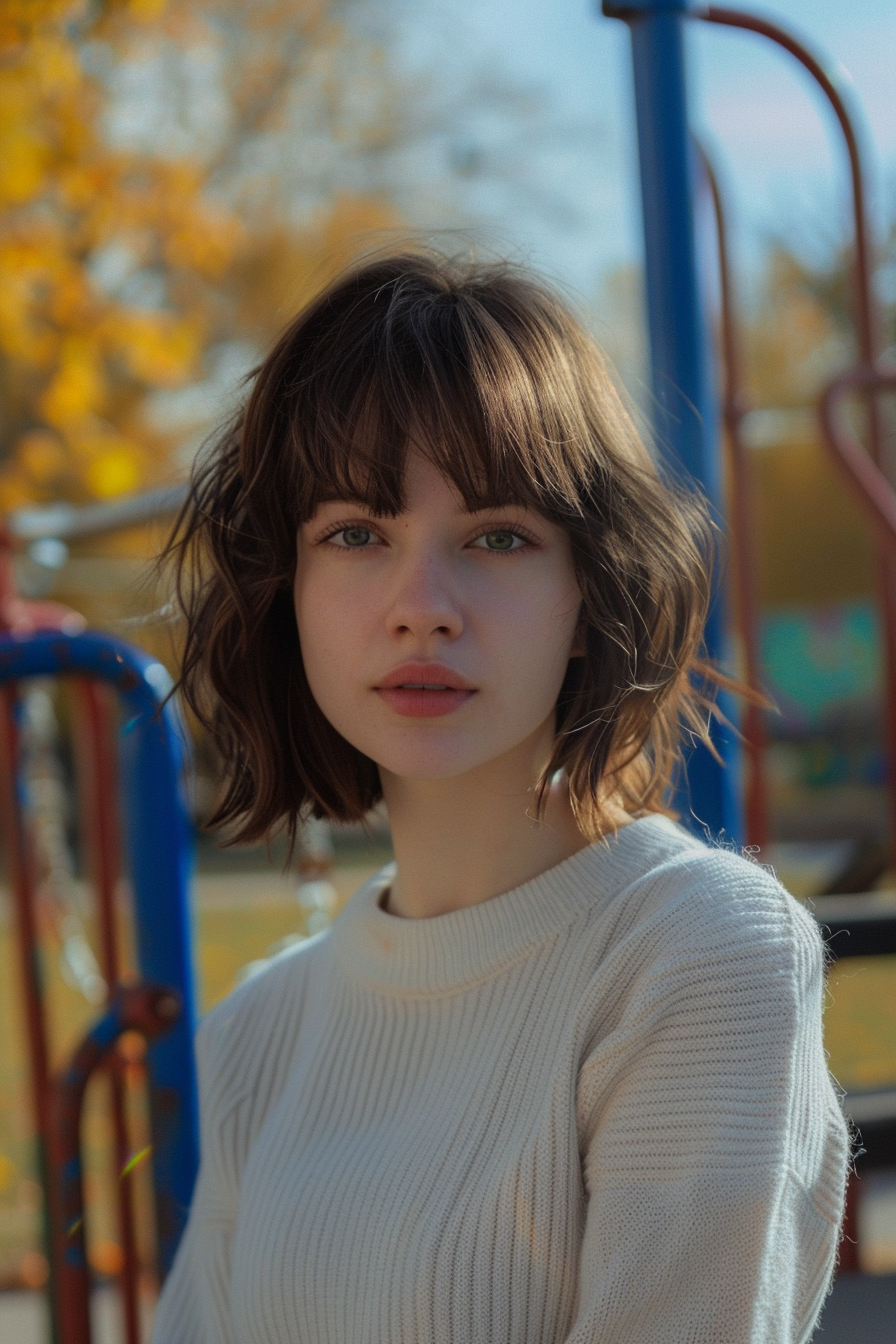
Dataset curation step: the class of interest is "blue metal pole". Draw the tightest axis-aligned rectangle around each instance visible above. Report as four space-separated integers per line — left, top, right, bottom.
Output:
603 0 743 843
0 631 199 1274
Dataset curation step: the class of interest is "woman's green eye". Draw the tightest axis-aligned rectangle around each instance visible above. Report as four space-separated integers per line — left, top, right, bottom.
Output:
479 530 520 551
339 528 374 547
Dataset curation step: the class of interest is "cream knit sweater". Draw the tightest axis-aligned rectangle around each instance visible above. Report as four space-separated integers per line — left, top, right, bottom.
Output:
151 814 848 1344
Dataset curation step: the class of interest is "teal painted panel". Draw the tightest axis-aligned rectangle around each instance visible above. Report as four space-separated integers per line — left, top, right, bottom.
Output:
760 602 881 729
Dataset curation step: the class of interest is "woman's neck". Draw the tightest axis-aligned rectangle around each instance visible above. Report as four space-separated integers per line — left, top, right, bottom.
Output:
379 735 626 920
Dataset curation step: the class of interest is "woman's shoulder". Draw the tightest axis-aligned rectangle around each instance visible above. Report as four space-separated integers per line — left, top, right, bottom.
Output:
575 813 824 979
564 816 830 1094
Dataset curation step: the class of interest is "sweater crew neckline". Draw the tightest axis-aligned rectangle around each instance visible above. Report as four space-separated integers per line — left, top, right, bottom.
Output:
330 813 689 995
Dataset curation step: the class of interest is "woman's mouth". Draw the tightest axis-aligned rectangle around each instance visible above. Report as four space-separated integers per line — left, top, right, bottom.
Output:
374 685 476 718
374 665 477 717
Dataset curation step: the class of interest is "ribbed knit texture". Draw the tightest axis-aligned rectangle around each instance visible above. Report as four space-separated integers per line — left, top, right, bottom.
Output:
151 815 848 1344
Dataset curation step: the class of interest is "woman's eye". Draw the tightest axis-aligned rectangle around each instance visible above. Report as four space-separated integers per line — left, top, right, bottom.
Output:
329 527 379 548
472 530 527 552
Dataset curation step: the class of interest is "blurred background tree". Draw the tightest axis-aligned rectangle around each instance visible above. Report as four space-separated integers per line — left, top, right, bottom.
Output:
0 0 570 515
0 0 404 515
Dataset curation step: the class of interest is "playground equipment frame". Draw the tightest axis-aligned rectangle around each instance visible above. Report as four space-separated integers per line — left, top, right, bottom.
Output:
604 0 896 1274
0 625 199 1340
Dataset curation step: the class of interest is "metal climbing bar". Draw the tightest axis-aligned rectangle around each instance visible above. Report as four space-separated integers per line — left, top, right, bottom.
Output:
600 0 896 1279
821 368 896 557
602 0 743 843
72 677 146 1344
696 3 896 862
0 629 200 1313
49 985 182 1344
698 144 769 850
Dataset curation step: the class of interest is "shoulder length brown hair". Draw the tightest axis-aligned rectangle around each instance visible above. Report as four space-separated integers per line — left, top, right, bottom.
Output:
166 250 725 848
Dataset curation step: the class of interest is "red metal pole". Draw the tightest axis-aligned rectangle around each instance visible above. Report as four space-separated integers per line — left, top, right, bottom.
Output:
820 370 896 556
698 8 893 1274
0 684 61 1333
699 145 769 851
49 985 181 1344
73 679 143 1344
1 520 86 1333
702 8 879 374
700 7 896 866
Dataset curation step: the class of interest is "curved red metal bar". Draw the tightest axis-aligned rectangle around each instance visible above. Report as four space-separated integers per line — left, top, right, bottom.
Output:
72 681 143 1344
49 984 181 1344
1 523 148 1337
698 7 896 879
0 684 59 1319
820 369 896 557
0 524 87 1338
701 6 880 373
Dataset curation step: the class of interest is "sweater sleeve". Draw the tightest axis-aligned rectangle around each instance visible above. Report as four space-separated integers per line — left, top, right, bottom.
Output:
148 936 319 1343
565 870 849 1344
149 1006 241 1344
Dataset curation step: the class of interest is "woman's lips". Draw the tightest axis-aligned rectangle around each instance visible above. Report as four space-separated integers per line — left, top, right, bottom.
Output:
375 686 476 718
374 662 476 716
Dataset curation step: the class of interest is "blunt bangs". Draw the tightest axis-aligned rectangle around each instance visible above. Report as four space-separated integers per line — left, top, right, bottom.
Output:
256 254 627 530
166 250 725 850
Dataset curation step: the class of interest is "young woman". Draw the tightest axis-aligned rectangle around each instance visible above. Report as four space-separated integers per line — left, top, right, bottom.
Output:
152 253 848 1344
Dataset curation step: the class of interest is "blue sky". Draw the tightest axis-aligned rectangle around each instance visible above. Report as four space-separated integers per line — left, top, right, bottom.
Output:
428 0 896 299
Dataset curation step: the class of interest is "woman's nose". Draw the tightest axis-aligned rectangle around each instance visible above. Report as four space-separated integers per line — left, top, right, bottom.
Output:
385 551 463 641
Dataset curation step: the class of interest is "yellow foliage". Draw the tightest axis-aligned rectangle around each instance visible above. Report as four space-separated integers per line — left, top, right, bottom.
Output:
0 122 51 207
165 210 246 279
741 244 875 609
230 195 401 339
0 0 223 505
1 0 406 519
0 1153 14 1195
745 247 848 410
84 446 143 498
122 0 169 23
17 429 68 483
39 336 106 427
104 310 202 387
0 473 35 512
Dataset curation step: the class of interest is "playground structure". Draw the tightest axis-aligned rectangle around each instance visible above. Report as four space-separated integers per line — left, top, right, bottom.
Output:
0 555 199 1343
1 2 896 1339
603 0 896 1284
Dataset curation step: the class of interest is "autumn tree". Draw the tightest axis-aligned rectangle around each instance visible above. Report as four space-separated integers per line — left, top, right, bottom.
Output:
1 0 570 525
0 1 225 507
0 0 404 514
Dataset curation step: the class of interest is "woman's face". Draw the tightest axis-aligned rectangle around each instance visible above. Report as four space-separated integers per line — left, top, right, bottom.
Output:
293 451 582 784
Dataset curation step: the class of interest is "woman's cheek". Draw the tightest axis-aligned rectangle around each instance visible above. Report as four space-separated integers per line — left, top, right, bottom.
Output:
297 594 367 720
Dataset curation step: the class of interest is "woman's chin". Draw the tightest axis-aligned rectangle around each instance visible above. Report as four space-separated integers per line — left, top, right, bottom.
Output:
374 748 496 785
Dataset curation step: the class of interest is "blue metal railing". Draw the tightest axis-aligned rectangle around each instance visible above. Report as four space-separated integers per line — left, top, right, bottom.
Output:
0 630 199 1276
602 0 743 844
